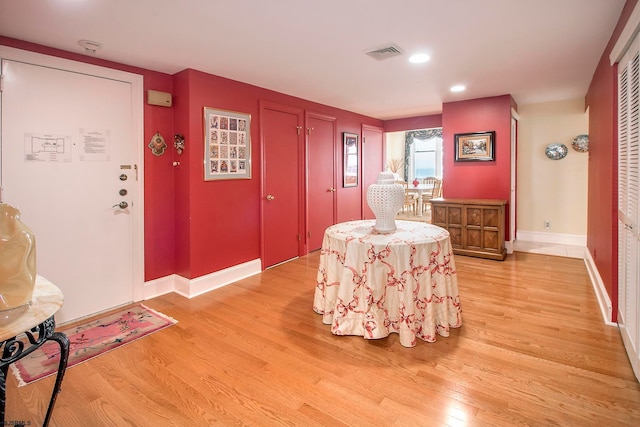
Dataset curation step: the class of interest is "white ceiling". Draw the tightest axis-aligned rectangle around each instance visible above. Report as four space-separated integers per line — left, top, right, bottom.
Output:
0 0 627 120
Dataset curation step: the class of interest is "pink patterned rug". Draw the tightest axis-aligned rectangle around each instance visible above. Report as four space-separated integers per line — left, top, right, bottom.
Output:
11 303 177 386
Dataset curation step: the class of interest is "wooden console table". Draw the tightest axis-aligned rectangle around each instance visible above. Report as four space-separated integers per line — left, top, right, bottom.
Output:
430 198 507 260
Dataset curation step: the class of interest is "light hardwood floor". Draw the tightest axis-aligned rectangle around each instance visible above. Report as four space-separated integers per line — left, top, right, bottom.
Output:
6 251 640 426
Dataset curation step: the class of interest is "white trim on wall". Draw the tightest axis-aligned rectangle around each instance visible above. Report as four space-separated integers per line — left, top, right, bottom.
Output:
143 259 262 300
584 250 615 326
610 2 640 65
516 230 586 246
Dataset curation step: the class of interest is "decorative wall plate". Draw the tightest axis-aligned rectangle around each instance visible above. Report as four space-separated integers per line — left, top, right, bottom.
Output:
545 143 568 160
571 134 589 152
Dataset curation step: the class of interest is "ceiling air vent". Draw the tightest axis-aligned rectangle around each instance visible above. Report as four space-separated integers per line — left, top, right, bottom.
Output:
365 45 403 61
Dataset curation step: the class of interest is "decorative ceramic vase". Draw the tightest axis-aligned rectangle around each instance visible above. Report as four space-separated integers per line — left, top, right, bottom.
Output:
0 203 36 311
367 171 405 233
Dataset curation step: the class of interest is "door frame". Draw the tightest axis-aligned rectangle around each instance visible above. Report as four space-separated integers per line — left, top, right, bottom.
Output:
509 110 519 253
0 45 145 303
361 124 384 219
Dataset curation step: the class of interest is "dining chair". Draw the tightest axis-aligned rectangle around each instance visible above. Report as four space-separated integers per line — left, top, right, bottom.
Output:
421 178 442 213
402 190 417 215
422 176 438 187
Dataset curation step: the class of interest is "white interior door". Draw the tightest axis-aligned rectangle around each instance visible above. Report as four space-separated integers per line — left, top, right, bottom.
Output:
0 49 144 323
617 34 640 381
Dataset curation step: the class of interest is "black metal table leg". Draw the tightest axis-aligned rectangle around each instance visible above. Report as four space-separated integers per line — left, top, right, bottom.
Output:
0 316 69 426
42 332 69 427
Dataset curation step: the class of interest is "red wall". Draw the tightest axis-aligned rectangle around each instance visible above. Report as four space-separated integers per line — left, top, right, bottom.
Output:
0 37 383 282
442 95 515 239
585 0 638 321
384 114 443 132
165 69 384 279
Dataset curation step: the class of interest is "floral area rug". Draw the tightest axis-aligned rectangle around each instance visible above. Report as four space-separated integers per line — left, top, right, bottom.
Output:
11 303 177 386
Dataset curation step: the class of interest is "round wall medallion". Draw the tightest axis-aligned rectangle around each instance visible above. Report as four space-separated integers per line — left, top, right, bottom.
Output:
571 134 589 152
545 143 568 160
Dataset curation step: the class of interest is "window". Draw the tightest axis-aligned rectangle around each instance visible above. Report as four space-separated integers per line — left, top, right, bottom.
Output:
384 128 443 182
410 135 442 180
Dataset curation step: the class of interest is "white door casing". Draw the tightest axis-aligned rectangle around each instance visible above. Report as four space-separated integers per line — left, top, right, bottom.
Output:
0 46 144 323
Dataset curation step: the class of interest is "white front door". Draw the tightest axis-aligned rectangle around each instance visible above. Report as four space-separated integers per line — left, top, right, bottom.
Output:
0 48 144 323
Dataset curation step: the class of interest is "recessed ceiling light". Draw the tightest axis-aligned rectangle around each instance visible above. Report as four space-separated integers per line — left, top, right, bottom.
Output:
409 53 430 64
450 85 466 92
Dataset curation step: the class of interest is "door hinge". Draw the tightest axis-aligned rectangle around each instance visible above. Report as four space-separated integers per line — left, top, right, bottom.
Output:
308 231 311 238
298 233 302 241
0 75 4 92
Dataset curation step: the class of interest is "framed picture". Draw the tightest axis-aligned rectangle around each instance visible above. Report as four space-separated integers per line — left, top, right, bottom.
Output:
454 131 495 162
204 107 251 180
343 132 359 187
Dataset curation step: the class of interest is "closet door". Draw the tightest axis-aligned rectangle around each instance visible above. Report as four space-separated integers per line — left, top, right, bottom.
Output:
361 125 384 219
260 101 304 268
617 33 640 381
306 112 336 251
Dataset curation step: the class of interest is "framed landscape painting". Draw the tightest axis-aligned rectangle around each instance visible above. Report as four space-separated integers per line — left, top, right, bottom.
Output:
454 131 495 162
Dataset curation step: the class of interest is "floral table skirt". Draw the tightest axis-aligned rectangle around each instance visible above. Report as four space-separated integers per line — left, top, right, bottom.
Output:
313 220 462 347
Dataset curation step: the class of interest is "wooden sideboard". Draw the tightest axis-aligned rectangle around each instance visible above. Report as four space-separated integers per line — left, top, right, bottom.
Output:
430 198 507 261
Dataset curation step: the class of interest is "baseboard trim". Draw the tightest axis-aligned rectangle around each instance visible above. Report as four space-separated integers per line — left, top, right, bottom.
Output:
144 258 262 300
516 230 586 246
584 249 615 326
143 275 176 299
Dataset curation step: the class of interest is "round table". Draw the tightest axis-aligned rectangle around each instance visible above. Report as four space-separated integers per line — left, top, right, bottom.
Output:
313 220 462 347
0 276 69 426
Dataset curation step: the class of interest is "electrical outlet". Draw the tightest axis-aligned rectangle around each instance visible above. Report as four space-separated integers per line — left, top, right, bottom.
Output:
544 220 550 229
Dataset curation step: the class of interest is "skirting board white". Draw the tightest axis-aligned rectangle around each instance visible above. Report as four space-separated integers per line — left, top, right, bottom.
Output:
143 258 262 300
505 240 513 254
516 230 587 246
584 249 616 326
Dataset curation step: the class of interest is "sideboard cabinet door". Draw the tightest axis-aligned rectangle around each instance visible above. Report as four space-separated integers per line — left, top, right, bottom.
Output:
432 203 463 249
430 198 506 261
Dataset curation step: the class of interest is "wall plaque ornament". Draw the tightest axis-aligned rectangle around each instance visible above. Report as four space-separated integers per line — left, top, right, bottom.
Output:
148 132 167 156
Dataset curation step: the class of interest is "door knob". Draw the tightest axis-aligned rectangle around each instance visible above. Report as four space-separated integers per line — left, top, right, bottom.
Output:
113 201 128 209
266 195 275 201
328 188 336 192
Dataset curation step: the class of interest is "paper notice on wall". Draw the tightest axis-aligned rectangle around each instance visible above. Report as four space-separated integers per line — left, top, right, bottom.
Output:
24 133 72 162
79 128 110 161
